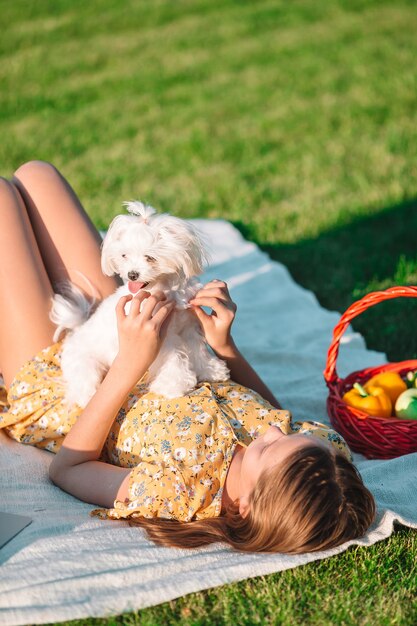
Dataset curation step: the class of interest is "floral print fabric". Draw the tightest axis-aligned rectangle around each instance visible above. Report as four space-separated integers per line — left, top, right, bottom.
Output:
0 342 352 522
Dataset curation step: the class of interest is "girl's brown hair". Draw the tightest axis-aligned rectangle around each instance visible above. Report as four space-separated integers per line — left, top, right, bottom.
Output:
129 445 376 553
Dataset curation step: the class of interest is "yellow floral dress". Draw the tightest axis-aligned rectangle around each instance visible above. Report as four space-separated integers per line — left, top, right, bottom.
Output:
0 342 351 522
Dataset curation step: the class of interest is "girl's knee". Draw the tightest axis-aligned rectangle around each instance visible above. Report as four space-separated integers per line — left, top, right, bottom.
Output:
13 160 60 185
0 176 18 202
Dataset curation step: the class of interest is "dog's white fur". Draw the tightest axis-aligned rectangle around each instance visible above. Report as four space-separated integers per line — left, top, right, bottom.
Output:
50 202 229 407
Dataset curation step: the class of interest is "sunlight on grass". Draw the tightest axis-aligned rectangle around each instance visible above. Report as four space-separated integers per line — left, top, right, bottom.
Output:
2 0 417 242
1 1 417 624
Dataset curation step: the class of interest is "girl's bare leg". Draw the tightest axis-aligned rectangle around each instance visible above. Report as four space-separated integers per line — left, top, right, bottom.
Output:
13 160 121 300
0 178 56 387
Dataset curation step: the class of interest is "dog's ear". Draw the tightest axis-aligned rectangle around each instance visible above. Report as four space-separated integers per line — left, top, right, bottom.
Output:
159 218 210 278
101 215 129 276
181 227 210 278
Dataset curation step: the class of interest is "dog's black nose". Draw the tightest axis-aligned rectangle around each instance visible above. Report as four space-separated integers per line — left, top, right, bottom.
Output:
127 271 140 281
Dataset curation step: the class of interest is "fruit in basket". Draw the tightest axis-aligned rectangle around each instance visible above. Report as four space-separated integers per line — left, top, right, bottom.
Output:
395 388 417 420
364 372 407 406
405 371 417 388
343 382 392 418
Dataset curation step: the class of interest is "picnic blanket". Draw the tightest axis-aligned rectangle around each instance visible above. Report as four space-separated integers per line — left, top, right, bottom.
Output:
1 219 416 626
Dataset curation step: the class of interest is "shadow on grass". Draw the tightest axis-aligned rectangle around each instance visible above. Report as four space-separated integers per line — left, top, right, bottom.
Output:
232 197 417 362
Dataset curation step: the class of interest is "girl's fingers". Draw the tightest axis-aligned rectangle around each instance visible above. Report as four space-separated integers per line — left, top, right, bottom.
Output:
192 287 229 300
128 290 154 317
191 305 211 323
207 281 230 296
116 294 133 319
140 291 167 319
151 300 175 325
204 279 228 290
191 283 235 309
189 296 234 312
151 290 166 300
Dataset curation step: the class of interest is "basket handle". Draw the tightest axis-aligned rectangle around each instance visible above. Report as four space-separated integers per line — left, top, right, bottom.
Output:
324 285 417 386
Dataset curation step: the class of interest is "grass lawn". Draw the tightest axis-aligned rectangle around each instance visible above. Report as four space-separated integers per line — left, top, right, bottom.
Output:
2 0 417 624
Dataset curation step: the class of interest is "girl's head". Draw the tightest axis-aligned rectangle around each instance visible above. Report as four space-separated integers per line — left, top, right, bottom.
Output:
130 431 376 553
237 425 336 518
235 440 375 553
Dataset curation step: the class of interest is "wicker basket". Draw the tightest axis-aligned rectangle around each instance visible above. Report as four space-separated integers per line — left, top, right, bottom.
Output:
324 286 417 459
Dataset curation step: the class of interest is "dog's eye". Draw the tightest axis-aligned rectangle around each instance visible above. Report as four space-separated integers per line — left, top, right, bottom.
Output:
145 255 156 262
121 254 126 259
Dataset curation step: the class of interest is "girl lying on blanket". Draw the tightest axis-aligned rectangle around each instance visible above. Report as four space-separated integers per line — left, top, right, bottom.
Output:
0 161 375 553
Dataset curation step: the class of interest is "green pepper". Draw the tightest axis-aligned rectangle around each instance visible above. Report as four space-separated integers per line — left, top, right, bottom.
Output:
405 370 417 388
395 388 417 420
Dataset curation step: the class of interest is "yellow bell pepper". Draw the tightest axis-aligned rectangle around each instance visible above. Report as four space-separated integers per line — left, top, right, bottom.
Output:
364 372 407 406
343 382 392 418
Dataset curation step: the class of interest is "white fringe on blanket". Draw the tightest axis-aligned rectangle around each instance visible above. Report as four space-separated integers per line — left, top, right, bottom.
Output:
1 220 416 626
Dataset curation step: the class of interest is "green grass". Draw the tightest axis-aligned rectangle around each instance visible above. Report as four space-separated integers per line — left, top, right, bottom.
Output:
2 0 417 624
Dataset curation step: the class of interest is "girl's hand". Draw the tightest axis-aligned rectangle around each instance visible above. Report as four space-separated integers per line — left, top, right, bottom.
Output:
189 280 237 355
114 291 175 382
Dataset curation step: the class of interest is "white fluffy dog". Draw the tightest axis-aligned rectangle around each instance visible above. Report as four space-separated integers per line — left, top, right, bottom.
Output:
50 202 229 407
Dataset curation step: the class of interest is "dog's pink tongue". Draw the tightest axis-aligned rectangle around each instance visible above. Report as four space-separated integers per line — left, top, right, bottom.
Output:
128 281 146 294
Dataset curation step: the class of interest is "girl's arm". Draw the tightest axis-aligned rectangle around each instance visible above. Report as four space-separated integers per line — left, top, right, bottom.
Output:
209 340 282 409
189 281 282 409
49 291 175 507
